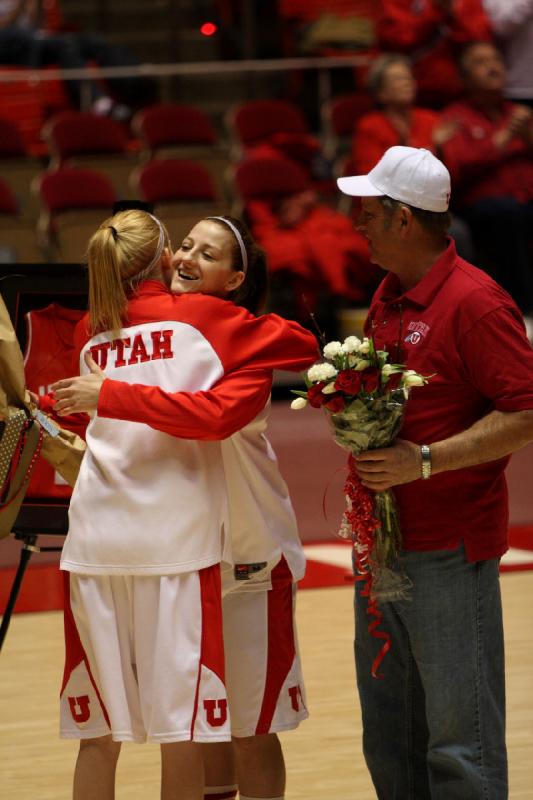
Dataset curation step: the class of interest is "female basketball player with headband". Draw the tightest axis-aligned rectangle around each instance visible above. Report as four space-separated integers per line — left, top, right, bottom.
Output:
51 210 318 800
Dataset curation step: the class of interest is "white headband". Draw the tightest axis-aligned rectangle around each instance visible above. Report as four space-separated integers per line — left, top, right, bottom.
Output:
145 213 165 271
207 216 248 273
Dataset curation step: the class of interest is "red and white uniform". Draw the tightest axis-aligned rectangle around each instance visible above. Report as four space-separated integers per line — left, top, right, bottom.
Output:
90 395 310 738
23 303 86 498
219 405 308 736
62 281 318 576
60 280 318 743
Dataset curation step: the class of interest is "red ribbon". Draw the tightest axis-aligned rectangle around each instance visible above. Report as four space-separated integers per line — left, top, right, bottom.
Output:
344 454 391 679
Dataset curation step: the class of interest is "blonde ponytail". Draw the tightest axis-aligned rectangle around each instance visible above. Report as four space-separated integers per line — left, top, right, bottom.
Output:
86 210 170 335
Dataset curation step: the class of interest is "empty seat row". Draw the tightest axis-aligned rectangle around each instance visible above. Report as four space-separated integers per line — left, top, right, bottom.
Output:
0 153 325 264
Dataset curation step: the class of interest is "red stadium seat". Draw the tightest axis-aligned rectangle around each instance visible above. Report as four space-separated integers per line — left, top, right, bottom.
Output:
321 92 375 158
42 111 139 198
226 99 310 157
35 166 117 262
132 103 229 200
230 156 310 214
133 103 217 153
133 159 227 247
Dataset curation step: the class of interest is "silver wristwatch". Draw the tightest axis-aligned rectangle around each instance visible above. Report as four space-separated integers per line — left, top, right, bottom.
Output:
420 444 432 480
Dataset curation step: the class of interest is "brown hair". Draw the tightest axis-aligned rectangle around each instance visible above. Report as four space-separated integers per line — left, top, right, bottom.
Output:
205 215 269 315
87 209 170 335
366 53 413 100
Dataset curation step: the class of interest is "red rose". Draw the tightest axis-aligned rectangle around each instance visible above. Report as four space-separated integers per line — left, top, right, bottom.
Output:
335 369 362 395
386 372 402 391
307 381 327 408
362 368 380 394
324 393 345 413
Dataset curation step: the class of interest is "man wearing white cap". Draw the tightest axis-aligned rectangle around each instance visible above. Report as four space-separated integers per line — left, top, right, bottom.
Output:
338 146 533 799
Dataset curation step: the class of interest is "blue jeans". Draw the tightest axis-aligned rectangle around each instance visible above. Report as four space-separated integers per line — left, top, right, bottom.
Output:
354 545 508 799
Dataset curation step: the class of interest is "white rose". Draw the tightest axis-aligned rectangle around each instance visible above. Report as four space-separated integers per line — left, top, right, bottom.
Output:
323 341 343 359
307 363 338 382
322 381 338 394
354 359 371 371
403 371 425 387
381 364 402 378
291 397 308 410
341 335 361 354
359 338 371 354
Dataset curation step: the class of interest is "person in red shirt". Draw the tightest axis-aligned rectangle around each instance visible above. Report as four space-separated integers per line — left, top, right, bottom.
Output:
352 53 454 175
338 145 533 798
352 53 475 259
377 0 493 107
441 40 533 318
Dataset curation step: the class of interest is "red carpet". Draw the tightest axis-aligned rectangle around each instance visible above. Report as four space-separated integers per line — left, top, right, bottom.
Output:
2 527 533 616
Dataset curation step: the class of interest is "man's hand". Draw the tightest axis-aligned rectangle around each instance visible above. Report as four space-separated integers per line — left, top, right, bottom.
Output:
494 105 533 149
51 354 105 415
354 439 422 491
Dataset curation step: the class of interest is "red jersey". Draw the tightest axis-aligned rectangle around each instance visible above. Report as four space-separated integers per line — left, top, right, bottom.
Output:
378 0 493 105
24 303 86 498
352 108 439 174
440 99 533 205
366 240 533 561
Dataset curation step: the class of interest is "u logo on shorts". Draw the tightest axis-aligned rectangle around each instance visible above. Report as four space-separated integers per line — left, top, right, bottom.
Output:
203 698 228 727
68 695 91 723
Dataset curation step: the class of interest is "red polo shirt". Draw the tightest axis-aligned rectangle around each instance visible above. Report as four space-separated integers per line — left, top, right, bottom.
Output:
366 240 533 561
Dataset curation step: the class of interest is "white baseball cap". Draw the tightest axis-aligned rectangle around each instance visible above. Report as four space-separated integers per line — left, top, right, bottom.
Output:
337 146 451 212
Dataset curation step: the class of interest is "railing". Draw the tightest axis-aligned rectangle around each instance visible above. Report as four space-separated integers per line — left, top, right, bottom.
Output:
0 54 371 110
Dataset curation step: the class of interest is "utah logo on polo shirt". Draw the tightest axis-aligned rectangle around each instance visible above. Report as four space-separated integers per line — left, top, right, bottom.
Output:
405 320 430 345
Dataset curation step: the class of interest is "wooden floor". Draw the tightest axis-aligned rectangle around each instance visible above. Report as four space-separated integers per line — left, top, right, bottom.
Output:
1 573 533 799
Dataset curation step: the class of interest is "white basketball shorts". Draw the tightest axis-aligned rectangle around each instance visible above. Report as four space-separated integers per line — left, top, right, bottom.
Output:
222 558 308 738
60 565 230 743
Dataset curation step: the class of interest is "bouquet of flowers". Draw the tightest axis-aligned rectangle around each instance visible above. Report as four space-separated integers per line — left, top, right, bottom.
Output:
291 334 429 617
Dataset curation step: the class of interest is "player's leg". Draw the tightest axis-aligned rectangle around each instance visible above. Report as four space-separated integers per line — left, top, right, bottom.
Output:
233 733 285 799
161 742 204 800
222 559 308 800
203 741 237 799
73 735 121 800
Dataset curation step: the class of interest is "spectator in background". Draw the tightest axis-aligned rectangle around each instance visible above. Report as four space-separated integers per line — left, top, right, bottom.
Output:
352 53 474 260
352 54 457 174
483 0 533 106
247 180 382 336
0 0 156 118
377 0 493 107
440 41 533 322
